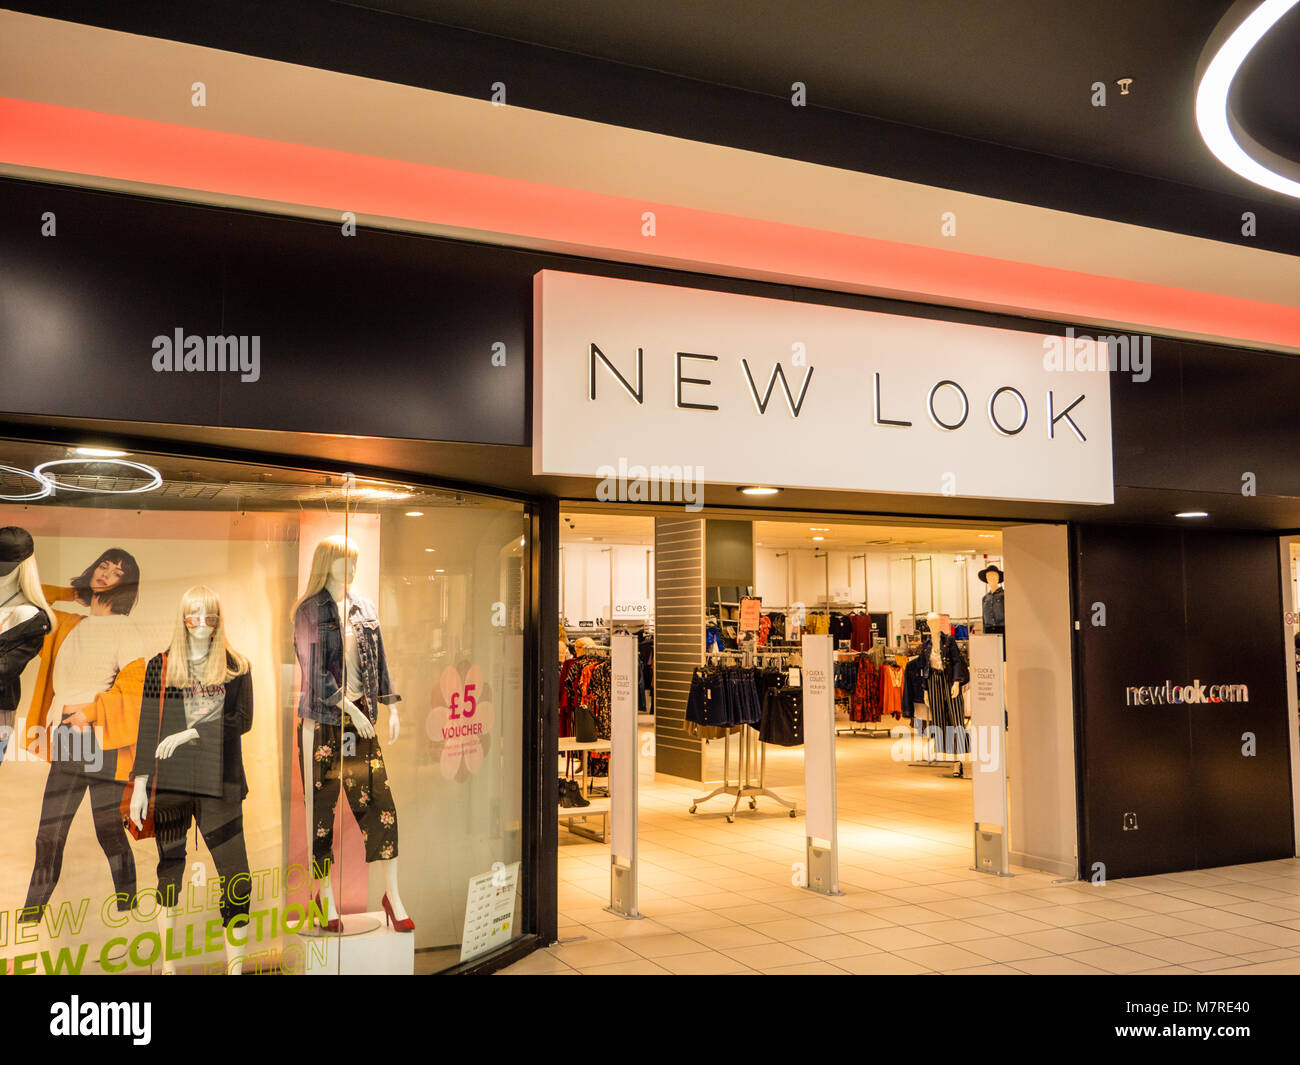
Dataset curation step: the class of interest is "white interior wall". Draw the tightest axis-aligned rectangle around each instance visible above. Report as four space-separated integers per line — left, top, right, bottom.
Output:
754 546 995 629
559 541 654 623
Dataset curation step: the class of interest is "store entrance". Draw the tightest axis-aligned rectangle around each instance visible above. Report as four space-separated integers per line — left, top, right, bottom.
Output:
695 518 1004 862
554 506 1080 935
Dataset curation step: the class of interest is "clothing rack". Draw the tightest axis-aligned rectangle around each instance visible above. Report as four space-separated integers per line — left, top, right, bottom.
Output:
688 650 798 822
833 648 895 738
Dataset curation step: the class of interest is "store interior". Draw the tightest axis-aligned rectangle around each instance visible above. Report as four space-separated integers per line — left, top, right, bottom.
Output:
556 508 1006 877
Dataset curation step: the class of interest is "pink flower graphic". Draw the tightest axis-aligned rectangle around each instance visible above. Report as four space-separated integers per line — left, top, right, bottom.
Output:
426 664 494 782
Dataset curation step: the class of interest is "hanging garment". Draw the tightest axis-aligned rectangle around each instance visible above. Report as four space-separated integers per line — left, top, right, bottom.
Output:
849 613 872 651
757 686 803 747
828 613 853 644
852 656 882 723
881 662 904 717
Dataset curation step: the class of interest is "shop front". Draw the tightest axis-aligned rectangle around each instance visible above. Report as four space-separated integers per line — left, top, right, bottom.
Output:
4 170 1300 977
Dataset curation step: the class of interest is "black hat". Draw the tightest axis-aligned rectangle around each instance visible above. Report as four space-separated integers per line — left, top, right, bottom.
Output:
977 564 1003 584
0 527 34 576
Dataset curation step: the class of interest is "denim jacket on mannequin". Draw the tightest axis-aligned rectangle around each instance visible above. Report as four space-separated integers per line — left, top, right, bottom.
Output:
293 588 400 725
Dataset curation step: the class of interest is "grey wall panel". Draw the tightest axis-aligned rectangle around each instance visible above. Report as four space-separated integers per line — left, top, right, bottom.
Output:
655 517 705 781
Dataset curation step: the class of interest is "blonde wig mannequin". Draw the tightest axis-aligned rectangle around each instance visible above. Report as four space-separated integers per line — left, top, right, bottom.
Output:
293 535 360 619
13 556 55 630
165 586 248 688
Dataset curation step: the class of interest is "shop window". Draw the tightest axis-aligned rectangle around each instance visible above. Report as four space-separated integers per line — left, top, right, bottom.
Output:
0 441 527 974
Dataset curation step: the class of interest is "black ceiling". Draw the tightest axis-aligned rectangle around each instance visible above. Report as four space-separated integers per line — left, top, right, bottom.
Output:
350 0 1284 197
9 0 1300 253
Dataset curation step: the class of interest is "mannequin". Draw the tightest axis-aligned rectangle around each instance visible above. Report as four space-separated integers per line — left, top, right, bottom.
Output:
978 564 1005 637
0 528 55 764
293 537 410 933
921 611 970 777
128 587 253 974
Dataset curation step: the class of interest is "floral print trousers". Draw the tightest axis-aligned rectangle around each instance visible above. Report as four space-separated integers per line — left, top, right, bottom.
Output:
299 720 399 865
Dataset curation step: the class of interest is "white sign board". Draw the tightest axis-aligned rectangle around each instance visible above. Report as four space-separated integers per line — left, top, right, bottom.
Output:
802 635 836 843
610 634 638 863
534 270 1113 505
969 635 1008 827
612 598 649 619
459 861 520 962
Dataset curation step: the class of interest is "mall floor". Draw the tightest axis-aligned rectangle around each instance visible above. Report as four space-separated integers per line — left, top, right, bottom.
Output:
501 731 1300 975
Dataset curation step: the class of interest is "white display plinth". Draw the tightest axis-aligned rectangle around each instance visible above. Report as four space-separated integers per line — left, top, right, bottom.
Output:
283 911 415 975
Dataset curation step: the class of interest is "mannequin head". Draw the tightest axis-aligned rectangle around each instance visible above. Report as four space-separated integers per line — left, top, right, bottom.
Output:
166 585 248 687
328 556 358 591
926 611 940 636
979 564 1003 592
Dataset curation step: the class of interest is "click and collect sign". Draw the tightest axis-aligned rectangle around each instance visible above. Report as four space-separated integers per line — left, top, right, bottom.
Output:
533 271 1114 505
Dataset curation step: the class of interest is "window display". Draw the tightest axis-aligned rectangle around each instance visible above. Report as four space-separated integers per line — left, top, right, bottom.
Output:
0 442 529 974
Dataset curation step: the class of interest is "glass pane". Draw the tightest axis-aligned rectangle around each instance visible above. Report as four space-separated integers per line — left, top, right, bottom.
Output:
0 440 525 974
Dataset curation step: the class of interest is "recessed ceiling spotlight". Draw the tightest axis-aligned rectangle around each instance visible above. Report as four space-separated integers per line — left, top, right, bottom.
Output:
424 548 436 552
739 486 781 496
1175 510 1209 518
812 536 825 542
978 533 995 539
405 511 424 517
435 568 445 573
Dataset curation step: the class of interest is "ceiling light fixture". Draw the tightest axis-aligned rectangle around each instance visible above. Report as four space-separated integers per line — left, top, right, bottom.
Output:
1195 0 1300 199
33 458 162 495
739 486 781 496
73 447 127 458
978 533 995 539
434 568 445 573
424 548 436 552
812 536 825 542
1174 510 1210 519
405 511 424 517
0 465 53 502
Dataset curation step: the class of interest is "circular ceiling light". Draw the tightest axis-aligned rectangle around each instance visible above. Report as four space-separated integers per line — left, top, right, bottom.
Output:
1175 510 1210 518
0 465 52 502
1195 0 1300 199
739 486 781 496
33 458 163 495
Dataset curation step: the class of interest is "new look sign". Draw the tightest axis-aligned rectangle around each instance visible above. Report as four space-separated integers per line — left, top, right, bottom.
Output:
533 271 1114 505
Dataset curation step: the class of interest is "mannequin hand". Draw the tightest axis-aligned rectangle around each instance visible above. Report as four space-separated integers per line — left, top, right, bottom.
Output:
129 777 149 829
344 699 375 739
156 728 198 759
388 709 400 745
951 682 960 699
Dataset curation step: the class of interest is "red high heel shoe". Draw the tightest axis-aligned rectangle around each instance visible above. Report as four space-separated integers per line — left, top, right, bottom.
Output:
313 892 344 933
381 894 414 932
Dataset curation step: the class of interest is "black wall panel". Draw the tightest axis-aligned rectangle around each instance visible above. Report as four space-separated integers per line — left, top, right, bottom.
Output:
1075 525 1294 878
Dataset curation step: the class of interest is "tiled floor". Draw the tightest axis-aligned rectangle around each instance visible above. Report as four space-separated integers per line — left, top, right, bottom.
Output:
502 730 1300 975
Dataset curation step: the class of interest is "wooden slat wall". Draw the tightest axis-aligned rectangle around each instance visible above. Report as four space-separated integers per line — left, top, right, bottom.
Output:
654 517 705 780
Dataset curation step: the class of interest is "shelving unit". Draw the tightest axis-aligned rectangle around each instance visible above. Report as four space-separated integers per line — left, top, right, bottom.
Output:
558 737 612 842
